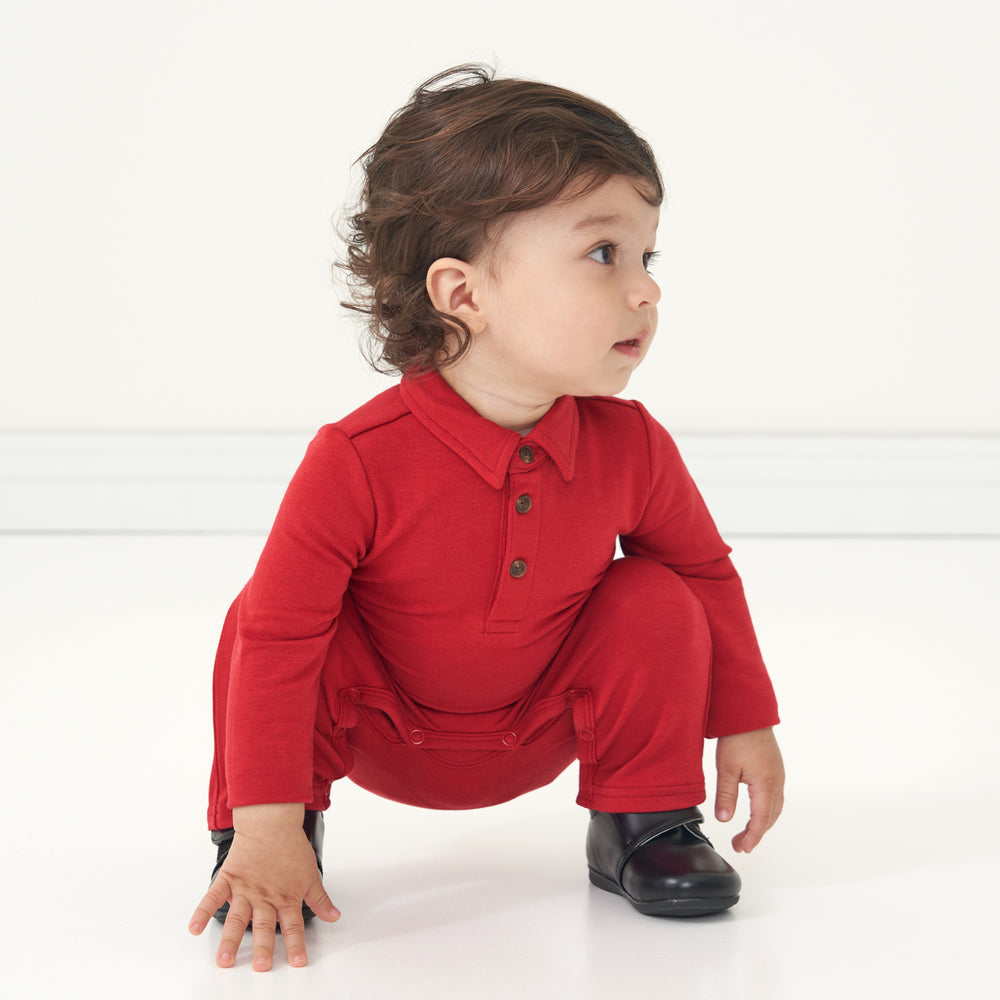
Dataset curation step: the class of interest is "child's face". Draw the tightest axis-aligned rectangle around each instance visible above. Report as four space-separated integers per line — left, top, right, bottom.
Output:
472 174 661 403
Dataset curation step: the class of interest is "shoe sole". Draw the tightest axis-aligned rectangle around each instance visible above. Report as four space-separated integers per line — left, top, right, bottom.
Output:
588 868 739 917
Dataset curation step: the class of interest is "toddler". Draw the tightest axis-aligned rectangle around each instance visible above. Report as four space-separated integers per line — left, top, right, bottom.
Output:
189 64 784 972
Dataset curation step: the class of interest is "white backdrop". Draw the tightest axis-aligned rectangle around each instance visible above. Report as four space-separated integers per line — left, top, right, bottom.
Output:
3 9 1000 994
2 0 998 434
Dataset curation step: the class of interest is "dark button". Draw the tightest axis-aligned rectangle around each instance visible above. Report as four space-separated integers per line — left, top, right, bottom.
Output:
501 732 518 747
409 729 425 745
509 559 527 578
518 445 534 464
514 494 532 514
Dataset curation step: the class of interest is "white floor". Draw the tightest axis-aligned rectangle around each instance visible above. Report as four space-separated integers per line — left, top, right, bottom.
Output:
2 534 997 998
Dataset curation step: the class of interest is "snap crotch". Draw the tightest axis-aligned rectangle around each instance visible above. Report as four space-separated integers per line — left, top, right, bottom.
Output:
334 685 596 769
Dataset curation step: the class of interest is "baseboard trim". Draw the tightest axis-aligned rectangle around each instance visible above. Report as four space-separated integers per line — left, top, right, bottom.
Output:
2 430 998 536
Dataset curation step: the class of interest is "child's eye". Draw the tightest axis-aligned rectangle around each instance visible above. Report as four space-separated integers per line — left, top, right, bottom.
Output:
587 244 616 265
643 250 660 272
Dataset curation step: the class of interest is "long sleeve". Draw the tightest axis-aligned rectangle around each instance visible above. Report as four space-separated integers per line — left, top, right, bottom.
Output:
224 425 376 806
620 403 779 738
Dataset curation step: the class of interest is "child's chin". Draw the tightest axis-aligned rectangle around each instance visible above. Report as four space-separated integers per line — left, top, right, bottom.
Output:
606 371 637 396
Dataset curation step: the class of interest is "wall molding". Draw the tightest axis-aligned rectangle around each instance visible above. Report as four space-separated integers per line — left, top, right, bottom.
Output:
2 430 998 536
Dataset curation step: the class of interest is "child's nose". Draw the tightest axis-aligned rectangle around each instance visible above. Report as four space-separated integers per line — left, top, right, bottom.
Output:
628 269 661 310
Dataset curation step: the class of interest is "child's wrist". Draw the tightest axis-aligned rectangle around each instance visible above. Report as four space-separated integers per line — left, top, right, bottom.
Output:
232 802 306 832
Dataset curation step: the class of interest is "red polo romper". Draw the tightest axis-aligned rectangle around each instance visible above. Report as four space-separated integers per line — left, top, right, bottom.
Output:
207 373 778 829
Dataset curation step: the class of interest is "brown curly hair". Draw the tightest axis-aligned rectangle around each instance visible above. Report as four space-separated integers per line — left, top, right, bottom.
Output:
338 64 664 375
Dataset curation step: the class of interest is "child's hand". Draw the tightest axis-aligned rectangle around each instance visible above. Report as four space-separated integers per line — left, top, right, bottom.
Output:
713 727 785 853
188 803 340 971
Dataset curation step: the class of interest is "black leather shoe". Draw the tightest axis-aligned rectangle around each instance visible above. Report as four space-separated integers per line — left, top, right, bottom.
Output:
586 807 740 916
209 809 325 927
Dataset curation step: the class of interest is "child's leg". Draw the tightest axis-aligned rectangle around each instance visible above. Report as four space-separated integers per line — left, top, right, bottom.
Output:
540 555 712 812
538 556 739 916
206 587 244 830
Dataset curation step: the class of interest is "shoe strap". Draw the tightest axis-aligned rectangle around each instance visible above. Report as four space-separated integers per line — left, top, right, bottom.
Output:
613 807 710 882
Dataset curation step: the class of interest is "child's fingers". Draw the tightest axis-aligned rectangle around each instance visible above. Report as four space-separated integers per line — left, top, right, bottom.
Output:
188 876 231 936
733 780 783 853
249 902 278 972
277 907 310 968
714 767 741 823
732 815 762 853
216 898 252 968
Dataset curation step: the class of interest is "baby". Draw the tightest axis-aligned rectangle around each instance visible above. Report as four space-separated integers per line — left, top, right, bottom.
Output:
189 64 784 972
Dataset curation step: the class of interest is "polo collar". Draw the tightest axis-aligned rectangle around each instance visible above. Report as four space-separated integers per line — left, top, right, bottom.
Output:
399 371 579 489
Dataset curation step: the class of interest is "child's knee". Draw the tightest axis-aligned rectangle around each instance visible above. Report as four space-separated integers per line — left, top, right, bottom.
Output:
597 557 709 634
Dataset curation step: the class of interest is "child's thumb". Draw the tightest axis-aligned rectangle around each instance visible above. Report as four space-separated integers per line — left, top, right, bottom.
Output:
305 880 341 923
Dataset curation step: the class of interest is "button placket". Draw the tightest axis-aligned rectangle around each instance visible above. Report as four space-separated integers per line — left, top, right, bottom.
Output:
508 442 539 583
485 446 545 633
509 487 532 577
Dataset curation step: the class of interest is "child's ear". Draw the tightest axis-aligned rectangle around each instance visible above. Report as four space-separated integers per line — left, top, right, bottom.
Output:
426 258 486 333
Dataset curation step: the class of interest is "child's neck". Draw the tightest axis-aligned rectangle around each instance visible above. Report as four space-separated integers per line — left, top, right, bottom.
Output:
439 364 553 434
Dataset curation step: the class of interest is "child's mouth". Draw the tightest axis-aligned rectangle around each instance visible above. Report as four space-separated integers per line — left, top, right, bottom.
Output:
613 338 643 357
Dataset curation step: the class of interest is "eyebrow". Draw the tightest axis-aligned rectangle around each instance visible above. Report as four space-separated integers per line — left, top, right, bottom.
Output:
570 213 626 233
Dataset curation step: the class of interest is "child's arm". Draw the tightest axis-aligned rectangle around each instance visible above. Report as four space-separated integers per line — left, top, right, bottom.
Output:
188 803 340 971
714 727 785 852
224 426 376 808
621 404 781 737
619 404 784 848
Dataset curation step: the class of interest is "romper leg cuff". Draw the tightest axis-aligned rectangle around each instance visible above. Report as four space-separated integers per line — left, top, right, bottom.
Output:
577 779 706 814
